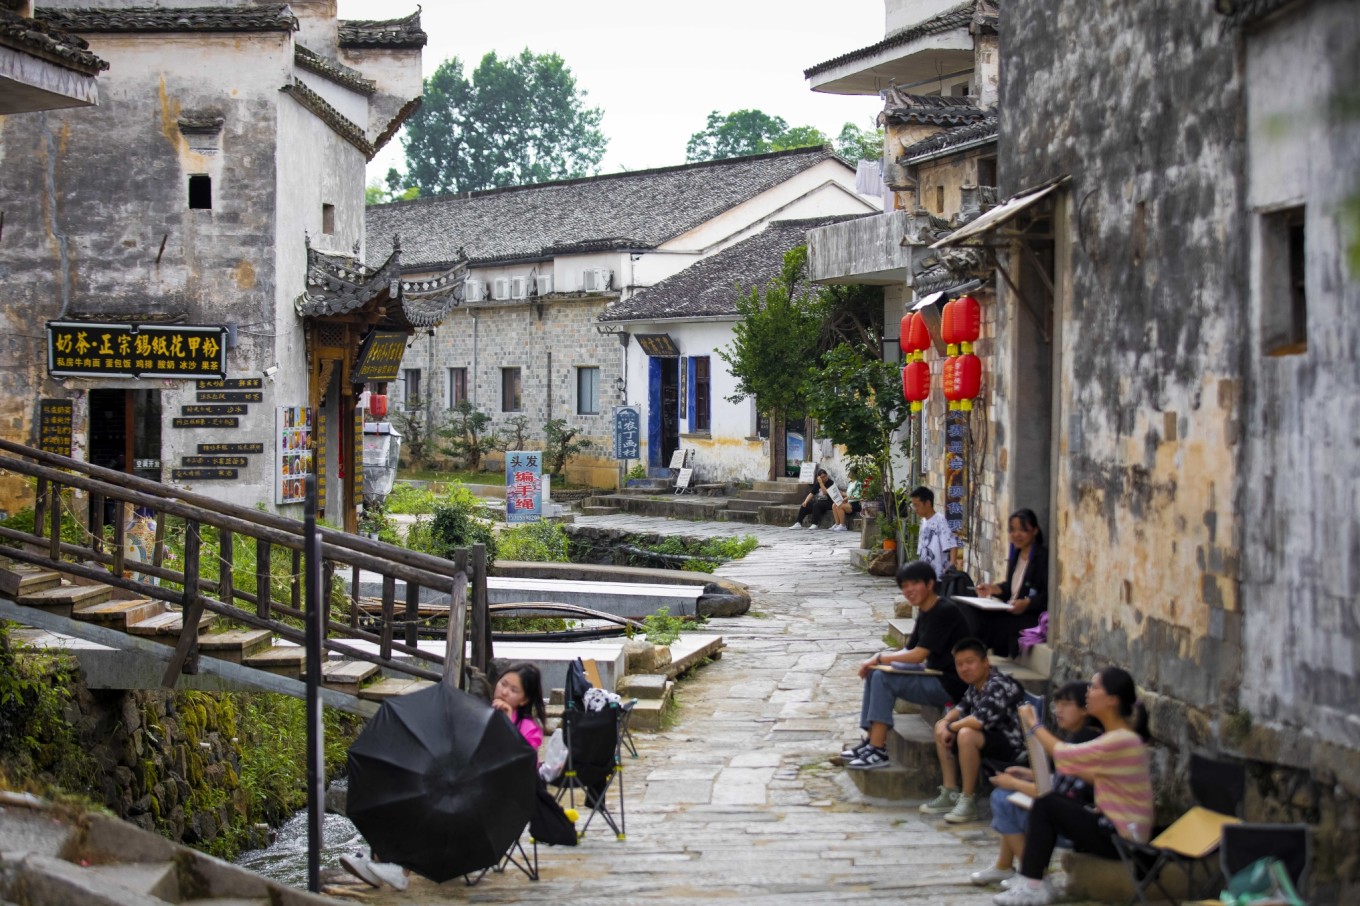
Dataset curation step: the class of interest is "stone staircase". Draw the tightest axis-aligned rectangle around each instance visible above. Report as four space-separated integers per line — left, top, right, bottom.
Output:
717 478 808 524
847 610 1054 801
0 791 332 905
0 558 434 707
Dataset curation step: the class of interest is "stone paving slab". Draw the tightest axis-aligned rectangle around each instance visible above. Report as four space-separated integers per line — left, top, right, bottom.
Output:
381 514 1071 906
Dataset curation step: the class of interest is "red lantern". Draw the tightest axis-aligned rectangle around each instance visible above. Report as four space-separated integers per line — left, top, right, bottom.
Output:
941 299 959 355
906 311 932 358
953 294 981 352
898 312 913 355
942 356 959 410
903 361 930 412
955 353 981 410
369 394 388 418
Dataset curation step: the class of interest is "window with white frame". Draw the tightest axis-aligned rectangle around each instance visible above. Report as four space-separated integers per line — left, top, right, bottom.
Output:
402 368 421 409
577 366 600 415
448 367 468 408
501 367 522 412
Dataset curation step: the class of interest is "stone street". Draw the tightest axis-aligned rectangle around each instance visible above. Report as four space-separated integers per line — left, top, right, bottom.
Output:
386 514 1009 906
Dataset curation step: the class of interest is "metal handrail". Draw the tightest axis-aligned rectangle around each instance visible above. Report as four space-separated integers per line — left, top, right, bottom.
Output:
0 439 490 689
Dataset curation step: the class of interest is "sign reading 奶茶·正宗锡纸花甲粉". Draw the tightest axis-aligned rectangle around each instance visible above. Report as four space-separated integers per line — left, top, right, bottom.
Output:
505 451 542 523
47 322 226 378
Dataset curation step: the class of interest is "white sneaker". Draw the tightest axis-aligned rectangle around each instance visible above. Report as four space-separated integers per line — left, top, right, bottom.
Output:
831 524 847 532
993 879 1053 906
339 856 408 891
808 523 821 530
789 521 803 529
970 865 1015 886
368 862 409 891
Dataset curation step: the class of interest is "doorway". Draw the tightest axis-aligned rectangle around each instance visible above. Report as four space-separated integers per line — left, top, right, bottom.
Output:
646 357 680 471
88 389 163 481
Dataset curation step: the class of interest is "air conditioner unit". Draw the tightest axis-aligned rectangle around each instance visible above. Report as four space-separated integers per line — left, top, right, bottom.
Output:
582 268 613 293
492 277 510 300
463 279 486 302
510 276 528 300
535 274 554 296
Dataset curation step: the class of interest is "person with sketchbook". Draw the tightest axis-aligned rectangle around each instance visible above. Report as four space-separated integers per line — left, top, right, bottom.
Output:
973 509 1049 658
841 560 970 770
991 667 1153 906
791 466 835 529
918 638 1026 824
969 681 1103 889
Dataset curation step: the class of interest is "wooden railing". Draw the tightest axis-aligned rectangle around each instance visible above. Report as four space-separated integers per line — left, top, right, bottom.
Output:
0 438 490 689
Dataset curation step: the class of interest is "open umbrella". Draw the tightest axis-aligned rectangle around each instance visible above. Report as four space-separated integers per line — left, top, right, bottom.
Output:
346 682 537 882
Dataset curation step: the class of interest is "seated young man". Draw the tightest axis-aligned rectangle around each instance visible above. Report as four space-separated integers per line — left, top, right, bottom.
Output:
842 559 970 770
919 637 1026 823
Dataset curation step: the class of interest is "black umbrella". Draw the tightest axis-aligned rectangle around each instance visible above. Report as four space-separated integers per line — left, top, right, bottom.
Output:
346 682 537 882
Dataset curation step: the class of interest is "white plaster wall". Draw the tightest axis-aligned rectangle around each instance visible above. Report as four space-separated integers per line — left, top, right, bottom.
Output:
294 68 370 128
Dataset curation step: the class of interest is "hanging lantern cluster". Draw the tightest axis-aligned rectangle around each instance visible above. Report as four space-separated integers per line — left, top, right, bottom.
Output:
941 295 982 411
899 311 932 413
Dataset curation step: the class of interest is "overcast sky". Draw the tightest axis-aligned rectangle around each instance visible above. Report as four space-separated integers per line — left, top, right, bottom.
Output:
338 0 887 183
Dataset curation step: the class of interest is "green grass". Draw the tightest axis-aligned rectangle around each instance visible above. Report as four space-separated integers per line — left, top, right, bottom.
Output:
398 468 503 485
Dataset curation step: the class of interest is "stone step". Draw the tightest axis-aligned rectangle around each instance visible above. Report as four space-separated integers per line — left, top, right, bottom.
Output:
359 677 436 701
81 860 179 899
580 506 621 516
0 561 63 598
752 479 810 493
1061 850 1189 903
17 582 113 616
734 489 805 504
846 719 941 800
196 629 275 664
73 598 166 630
722 498 765 512
127 609 216 638
323 659 380 693
616 673 669 700
627 695 669 731
243 644 305 678
718 508 760 524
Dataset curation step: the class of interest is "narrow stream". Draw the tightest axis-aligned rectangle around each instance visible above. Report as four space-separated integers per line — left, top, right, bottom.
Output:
234 784 364 888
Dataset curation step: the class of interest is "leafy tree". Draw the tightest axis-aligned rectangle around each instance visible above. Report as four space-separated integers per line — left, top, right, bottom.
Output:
820 282 886 353
387 395 439 469
366 168 420 205
438 400 499 471
402 52 607 195
717 246 826 478
543 418 590 478
835 121 884 163
685 109 828 162
804 342 908 506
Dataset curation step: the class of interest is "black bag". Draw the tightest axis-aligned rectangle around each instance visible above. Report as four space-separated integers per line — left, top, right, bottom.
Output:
563 658 592 709
938 567 976 599
529 777 579 846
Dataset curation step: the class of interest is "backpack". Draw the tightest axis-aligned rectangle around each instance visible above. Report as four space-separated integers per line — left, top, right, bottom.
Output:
938 567 975 600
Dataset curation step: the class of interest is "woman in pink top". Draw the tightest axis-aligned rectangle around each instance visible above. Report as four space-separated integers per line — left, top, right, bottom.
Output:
992 667 1152 906
491 662 547 758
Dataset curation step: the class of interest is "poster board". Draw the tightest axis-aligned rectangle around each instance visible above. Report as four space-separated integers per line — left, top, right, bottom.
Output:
674 467 693 494
668 449 687 469
797 461 817 483
276 406 313 504
505 451 543 523
828 484 844 506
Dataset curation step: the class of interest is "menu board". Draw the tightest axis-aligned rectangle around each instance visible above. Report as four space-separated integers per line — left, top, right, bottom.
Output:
37 399 74 457
276 406 313 504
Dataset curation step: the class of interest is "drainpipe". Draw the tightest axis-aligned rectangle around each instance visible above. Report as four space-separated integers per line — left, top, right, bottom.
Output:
469 308 478 407
546 350 553 421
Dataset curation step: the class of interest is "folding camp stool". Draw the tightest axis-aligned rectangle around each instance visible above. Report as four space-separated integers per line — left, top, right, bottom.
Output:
1112 753 1247 905
551 700 632 840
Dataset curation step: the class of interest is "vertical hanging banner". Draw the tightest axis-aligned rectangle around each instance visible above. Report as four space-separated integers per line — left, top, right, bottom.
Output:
315 412 328 514
353 406 364 506
505 451 542 523
37 399 74 457
277 406 314 504
613 406 641 460
944 410 968 540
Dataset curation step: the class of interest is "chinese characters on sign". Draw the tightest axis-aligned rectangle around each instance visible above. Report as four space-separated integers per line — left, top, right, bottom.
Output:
47 322 227 378
37 399 74 457
634 333 680 357
276 406 314 504
944 410 968 540
354 330 409 383
505 451 542 524
613 406 641 459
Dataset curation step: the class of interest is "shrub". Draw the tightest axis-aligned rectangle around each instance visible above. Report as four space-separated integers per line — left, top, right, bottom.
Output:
424 485 497 564
497 520 570 563
385 482 438 515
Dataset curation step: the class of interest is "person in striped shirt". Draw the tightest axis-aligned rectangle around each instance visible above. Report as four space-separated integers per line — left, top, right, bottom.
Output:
992 667 1153 906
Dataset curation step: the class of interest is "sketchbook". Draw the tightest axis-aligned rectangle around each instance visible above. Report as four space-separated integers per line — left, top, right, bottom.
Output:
871 662 942 675
952 595 1014 611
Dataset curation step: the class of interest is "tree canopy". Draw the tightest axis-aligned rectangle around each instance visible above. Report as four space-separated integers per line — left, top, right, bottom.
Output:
399 51 607 196
685 109 883 163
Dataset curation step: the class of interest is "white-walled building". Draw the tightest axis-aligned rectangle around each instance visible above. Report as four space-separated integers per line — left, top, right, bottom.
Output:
367 146 877 486
0 3 434 531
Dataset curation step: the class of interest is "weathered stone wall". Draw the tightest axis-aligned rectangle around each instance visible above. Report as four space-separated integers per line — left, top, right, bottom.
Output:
1003 1 1359 895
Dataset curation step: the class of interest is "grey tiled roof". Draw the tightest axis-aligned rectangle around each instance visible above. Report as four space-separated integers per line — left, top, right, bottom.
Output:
804 1 974 78
37 5 298 33
598 216 867 323
295 45 376 96
280 79 374 159
338 11 425 49
0 9 107 74
882 94 991 127
899 115 998 161
367 146 851 270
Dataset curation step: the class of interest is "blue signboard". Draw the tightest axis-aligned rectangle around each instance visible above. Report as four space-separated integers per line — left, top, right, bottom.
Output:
505 451 542 523
614 405 641 460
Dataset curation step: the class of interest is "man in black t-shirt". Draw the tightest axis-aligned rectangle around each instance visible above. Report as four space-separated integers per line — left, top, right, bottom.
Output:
842 560 970 770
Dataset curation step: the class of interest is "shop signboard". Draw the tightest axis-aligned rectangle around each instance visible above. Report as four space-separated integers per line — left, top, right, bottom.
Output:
47 321 227 378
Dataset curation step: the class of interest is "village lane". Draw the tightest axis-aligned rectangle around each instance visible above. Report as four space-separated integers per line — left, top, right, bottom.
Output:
386 513 1006 906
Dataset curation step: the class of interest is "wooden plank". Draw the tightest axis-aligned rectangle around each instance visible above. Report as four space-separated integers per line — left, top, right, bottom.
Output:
379 575 396 662
218 528 234 607
256 538 271 620
359 677 435 701
132 609 216 637
74 598 164 628
161 519 203 682
471 544 490 671
323 661 379 684
197 629 275 663
111 501 127 578
404 574 420 648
